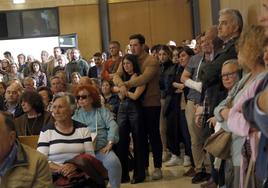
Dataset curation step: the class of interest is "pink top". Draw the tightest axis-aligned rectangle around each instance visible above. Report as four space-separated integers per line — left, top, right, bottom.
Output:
227 73 264 188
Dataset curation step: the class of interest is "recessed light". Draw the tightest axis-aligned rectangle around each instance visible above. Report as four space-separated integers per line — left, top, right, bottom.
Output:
13 0 25 4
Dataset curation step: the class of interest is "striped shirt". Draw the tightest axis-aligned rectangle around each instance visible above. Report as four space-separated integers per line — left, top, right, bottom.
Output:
37 120 94 164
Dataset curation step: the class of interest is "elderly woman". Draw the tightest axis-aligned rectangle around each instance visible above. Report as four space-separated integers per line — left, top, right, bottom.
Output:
14 90 53 136
37 92 95 185
226 25 267 187
72 84 121 188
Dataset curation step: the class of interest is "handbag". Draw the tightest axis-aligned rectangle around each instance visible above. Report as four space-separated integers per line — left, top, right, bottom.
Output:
204 128 232 160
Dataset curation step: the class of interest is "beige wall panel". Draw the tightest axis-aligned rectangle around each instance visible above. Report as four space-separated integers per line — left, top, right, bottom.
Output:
199 0 212 33
109 1 151 50
59 5 102 59
109 0 192 50
149 0 192 46
220 0 261 26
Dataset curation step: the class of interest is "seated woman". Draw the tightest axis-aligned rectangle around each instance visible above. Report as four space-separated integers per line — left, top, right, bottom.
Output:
15 90 53 136
37 86 53 112
37 92 98 185
72 84 122 188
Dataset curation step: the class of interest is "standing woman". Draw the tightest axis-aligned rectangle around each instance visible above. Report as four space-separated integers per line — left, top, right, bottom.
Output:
166 46 195 167
158 45 174 163
116 54 146 184
30 60 47 87
72 84 122 188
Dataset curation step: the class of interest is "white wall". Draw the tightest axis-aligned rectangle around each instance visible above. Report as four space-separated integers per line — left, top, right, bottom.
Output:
0 36 59 61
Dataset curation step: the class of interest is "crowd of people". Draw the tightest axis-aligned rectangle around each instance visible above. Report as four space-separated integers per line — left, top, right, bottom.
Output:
2 4 268 188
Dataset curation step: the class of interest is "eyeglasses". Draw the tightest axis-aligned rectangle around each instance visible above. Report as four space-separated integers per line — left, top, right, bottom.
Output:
221 71 238 79
76 95 89 100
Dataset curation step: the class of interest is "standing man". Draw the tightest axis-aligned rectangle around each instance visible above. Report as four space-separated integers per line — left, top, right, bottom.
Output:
40 50 49 73
113 34 162 181
17 54 26 73
102 41 122 81
46 47 62 78
65 48 89 82
196 8 243 186
88 52 103 84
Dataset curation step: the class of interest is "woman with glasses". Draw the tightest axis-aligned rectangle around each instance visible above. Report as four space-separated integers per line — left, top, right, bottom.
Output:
72 84 121 188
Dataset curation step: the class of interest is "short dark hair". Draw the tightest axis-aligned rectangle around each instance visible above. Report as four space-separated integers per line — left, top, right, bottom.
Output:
0 112 16 132
151 44 161 53
20 90 44 114
17 54 26 60
180 46 195 57
37 86 53 102
4 51 11 56
93 52 102 57
129 34 145 45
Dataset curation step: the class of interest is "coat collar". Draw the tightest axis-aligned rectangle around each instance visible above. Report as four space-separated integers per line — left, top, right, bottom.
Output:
11 140 28 168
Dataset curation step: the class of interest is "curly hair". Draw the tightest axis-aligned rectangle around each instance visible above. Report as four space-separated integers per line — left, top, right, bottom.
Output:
20 90 44 114
74 84 101 108
237 25 267 69
30 60 42 73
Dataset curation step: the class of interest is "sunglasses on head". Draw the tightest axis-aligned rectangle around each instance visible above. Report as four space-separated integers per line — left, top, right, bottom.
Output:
76 95 89 100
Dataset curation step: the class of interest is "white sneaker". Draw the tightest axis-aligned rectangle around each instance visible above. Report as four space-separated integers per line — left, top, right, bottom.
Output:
162 151 171 162
151 168 162 180
165 154 182 167
183 155 191 167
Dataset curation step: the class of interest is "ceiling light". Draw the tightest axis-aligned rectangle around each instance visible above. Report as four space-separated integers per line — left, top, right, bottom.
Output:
13 0 25 4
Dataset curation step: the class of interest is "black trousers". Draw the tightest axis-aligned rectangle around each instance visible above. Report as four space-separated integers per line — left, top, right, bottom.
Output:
143 106 162 168
116 99 145 180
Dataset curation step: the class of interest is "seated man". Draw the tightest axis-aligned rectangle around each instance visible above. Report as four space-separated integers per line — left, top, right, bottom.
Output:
4 82 24 118
0 112 53 187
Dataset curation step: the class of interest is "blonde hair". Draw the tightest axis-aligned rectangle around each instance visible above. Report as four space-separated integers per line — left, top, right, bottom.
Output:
237 25 266 69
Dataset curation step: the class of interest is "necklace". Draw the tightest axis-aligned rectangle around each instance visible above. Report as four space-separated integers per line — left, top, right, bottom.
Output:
26 116 39 136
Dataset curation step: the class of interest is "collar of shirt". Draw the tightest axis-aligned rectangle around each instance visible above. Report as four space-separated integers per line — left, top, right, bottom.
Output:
0 143 17 177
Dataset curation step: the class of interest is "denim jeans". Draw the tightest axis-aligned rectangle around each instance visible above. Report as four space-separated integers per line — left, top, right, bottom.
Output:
96 150 122 188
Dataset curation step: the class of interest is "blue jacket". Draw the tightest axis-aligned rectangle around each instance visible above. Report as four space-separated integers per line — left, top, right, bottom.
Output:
72 107 119 151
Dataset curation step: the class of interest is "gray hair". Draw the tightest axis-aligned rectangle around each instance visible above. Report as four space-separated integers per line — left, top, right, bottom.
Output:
219 8 243 33
52 92 76 112
222 59 239 67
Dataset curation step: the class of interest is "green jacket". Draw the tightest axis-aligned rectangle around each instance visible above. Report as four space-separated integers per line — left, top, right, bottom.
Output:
0 141 53 188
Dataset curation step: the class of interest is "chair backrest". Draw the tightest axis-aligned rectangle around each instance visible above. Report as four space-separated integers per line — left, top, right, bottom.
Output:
18 135 39 149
